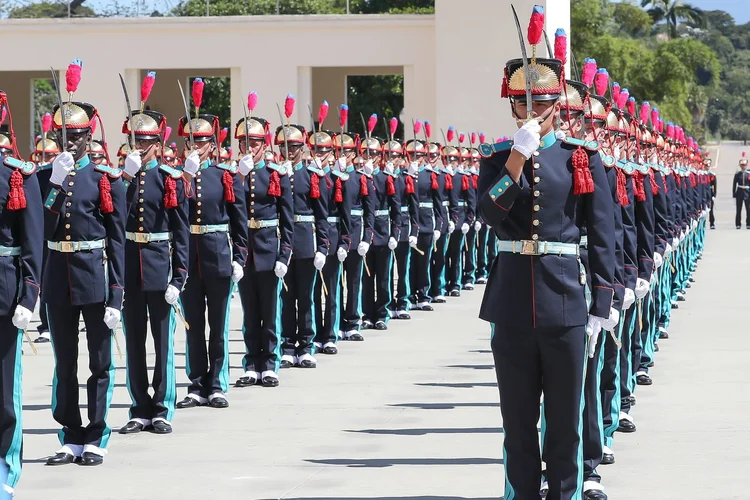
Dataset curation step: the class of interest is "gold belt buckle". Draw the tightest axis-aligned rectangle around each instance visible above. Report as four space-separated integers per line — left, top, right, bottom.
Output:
249 218 259 229
520 240 538 256
60 241 76 253
134 232 151 244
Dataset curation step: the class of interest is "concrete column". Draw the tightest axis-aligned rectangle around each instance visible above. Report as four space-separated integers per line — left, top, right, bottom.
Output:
297 66 314 131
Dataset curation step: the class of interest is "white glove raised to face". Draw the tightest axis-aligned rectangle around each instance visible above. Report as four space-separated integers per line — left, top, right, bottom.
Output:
408 235 418 248
586 315 604 358
623 288 636 310
388 237 398 250
50 151 75 186
384 161 394 174
364 159 374 176
601 307 620 331
408 161 419 175
337 247 348 262
164 285 180 305
183 151 201 176
336 156 347 172
274 261 288 278
123 151 142 177
654 252 663 269
12 305 33 331
634 278 650 299
461 223 470 234
474 220 482 232
313 251 326 270
448 221 456 234
231 261 244 283
511 119 542 159
433 230 441 242
103 307 121 330
357 241 370 256
239 154 254 176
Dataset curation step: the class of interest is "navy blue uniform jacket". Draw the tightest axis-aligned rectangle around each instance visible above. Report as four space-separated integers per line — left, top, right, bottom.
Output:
289 162 329 260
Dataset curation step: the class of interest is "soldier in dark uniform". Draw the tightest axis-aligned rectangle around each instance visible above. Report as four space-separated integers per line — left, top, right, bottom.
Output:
118 76 189 435
0 92 43 496
43 60 127 466
176 80 248 408
733 154 750 229
446 145 474 297
278 123 329 369
233 114 292 387
362 137 401 330
706 158 716 229
88 140 108 166
428 140 456 302
391 143 419 318
478 19 615 499
461 145 480 290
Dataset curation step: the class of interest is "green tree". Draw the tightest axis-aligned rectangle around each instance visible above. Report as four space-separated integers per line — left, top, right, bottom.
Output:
188 77 231 131
640 0 705 39
571 0 612 58
172 0 342 16
347 75 403 139
656 38 720 87
613 2 653 38
8 0 95 18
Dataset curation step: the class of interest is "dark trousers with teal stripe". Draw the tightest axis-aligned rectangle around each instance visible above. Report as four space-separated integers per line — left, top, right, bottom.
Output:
122 290 176 423
239 270 282 373
315 256 343 344
476 226 495 279
601 318 624 449
409 233 434 303
47 301 114 449
582 330 606 482
620 305 639 413
492 324 585 500
281 258 318 357
394 242 412 311
0 323 22 490
341 252 364 332
462 226 477 285
362 246 393 324
182 276 232 397
428 233 449 298
446 232 465 293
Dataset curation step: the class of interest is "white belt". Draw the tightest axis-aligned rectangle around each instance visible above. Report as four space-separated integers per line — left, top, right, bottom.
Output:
126 231 171 243
419 202 433 208
248 218 279 229
293 215 315 223
374 210 389 217
496 240 580 256
47 239 106 253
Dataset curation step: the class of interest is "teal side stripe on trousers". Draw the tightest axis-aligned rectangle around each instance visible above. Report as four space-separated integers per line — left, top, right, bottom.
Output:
47 306 65 447
5 330 23 488
604 319 624 448
165 306 177 422
219 281 235 392
122 317 136 420
384 251 394 324
99 329 117 449
310 271 318 354
273 278 283 371
573 340 587 500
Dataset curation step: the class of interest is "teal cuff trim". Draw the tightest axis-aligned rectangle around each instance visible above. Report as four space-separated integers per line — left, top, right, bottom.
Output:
489 175 514 200
44 188 59 209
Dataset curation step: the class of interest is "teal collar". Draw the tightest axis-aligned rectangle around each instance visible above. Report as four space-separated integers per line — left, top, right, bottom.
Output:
200 159 211 170
539 130 556 150
294 162 303 171
74 155 90 170
143 158 159 171
254 160 266 171
323 166 331 174
346 165 355 173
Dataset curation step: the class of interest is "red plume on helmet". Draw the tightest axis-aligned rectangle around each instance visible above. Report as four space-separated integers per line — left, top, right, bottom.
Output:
414 120 422 136
639 102 650 125
247 91 258 114
479 133 486 143
447 126 455 143
389 117 398 138
285 94 295 120
66 59 82 97
424 121 431 139
626 97 636 116
582 58 597 88
191 78 204 109
339 104 348 129
617 89 629 110
164 125 172 144
318 100 329 125
471 132 477 145
554 28 567 65
368 114 377 136
140 71 156 109
42 112 52 134
527 5 545 46
651 109 659 128
611 83 621 107
594 69 608 97
219 128 228 145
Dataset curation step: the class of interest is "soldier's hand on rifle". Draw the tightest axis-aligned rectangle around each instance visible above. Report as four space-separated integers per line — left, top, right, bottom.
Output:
239 154 254 176
384 161 394 174
50 151 75 186
364 159 374 176
511 120 541 159
408 161 419 175
123 151 142 178
184 151 201 177
336 157 347 172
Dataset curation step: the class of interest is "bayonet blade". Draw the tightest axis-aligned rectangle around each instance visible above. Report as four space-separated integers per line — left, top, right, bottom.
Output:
177 79 195 150
49 67 66 152
510 5 533 121
275 103 290 162
118 73 136 152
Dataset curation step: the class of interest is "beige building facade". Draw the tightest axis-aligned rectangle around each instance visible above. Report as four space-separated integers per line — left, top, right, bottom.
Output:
0 0 569 156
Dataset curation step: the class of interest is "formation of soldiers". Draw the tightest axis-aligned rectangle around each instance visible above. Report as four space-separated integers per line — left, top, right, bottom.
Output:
0 60 500 495
478 7 714 500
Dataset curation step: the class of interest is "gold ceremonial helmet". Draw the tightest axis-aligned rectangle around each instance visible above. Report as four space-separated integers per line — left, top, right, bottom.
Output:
35 137 60 155
504 58 563 101
442 145 460 159
560 80 586 112
235 117 268 140
88 139 106 158
404 139 426 158
310 130 335 152
471 148 480 160
585 95 608 121
0 133 12 150
606 111 620 133
656 134 665 148
332 132 357 152
118 143 129 157
180 114 218 141
427 142 441 155
354 156 365 166
460 147 471 160
220 147 230 161
263 150 276 163
163 143 176 160
384 139 403 155
641 129 652 145
52 101 97 131
275 124 306 145
123 110 165 139
360 137 383 154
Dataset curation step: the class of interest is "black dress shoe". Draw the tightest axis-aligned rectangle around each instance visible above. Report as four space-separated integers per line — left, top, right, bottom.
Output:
584 489 608 500
151 420 172 434
476 277 487 285
671 302 679 309
374 321 387 330
362 320 374 330
601 452 615 465
420 304 434 311
322 345 338 355
636 374 653 385
462 283 474 290
710 224 715 229
396 311 411 319
685 282 691 288
209 396 229 408
262 376 279 387
628 395 636 406
34 334 50 344
677 295 686 302
119 421 144 434
349 332 365 341
617 419 636 433
689 277 695 282
176 396 202 409
298 359 316 368
659 330 669 339
280 360 294 369
79 452 103 466
431 297 446 303
235 375 258 387
448 290 460 297
654 343 660 352
647 361 655 368
46 452 76 466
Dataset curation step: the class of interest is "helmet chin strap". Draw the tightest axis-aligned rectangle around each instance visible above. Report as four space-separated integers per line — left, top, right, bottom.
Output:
511 102 556 127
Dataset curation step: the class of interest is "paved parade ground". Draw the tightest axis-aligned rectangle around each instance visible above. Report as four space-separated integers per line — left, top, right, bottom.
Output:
15 143 748 499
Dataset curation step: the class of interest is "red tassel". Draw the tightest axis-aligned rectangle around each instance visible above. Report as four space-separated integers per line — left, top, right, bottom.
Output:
501 75 509 99
386 175 396 196
405 175 415 194
431 172 438 190
690 173 697 187
445 173 454 190
268 170 281 197
360 174 369 196
616 168 629 207
461 174 470 191
164 176 177 209
99 175 114 214
334 177 343 202
222 170 236 202
633 172 646 202
310 172 321 199
472 174 478 189
572 148 594 195
649 174 659 195
7 170 26 210
675 174 682 188
662 175 668 193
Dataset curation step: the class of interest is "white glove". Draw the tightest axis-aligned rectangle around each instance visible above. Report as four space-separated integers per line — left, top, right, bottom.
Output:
50 151 75 186
433 230 441 241
11 305 33 331
623 288 636 310
601 307 620 331
680 231 686 242
649 272 656 285
336 156 347 172
313 157 324 170
654 252 663 269
555 129 566 140
357 241 370 256
384 161 394 174
461 223 470 234
408 161 419 175
388 237 398 250
691 219 697 230
279 160 292 176
274 261 288 278
364 159 374 176
672 237 679 248
337 247 347 262
313 251 326 270
184 151 201 176
164 285 180 305
511 120 542 159
239 154 254 176
474 220 482 232
635 278 649 299
448 221 456 234
664 243 672 257
408 235 418 248
586 315 604 358
231 261 244 283
123 151 142 177
103 307 121 330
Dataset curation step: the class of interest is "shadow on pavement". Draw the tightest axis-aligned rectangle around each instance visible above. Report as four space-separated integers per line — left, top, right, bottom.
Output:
346 427 503 436
304 457 503 468
281 497 499 500
389 403 500 410
444 365 494 370
415 382 496 389
24 402 131 411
